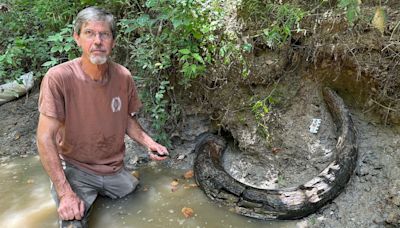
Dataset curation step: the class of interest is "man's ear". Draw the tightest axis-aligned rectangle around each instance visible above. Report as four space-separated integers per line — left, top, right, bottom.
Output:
73 32 81 47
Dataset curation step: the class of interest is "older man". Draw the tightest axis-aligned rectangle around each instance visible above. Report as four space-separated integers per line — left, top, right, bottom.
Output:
36 6 169 227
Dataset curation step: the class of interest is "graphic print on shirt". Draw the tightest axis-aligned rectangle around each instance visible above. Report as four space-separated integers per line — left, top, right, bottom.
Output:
111 96 122 112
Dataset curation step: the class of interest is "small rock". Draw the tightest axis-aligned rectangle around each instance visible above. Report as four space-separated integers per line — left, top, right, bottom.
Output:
128 155 138 165
373 217 384 224
170 179 179 187
131 170 140 179
392 196 400 206
386 212 400 225
356 165 369 177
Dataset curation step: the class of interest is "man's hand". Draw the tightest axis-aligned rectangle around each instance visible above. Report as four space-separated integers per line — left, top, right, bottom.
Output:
148 143 169 161
126 116 169 161
57 192 85 221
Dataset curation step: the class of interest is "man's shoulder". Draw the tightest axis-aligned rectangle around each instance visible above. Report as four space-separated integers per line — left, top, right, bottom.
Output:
109 61 131 78
46 58 79 79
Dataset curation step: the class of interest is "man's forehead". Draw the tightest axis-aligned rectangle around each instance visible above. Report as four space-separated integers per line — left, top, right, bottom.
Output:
81 20 111 31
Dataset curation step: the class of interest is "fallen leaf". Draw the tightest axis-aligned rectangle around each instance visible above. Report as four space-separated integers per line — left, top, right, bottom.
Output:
183 170 194 179
181 207 194 218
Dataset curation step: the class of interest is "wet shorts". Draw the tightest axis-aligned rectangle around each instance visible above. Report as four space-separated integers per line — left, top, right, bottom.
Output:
51 160 139 228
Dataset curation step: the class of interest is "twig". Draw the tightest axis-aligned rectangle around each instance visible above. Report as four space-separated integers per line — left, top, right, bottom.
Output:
389 21 400 41
371 99 398 112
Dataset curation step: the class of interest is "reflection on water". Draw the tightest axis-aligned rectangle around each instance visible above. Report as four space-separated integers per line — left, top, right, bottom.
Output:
0 156 298 228
0 156 58 228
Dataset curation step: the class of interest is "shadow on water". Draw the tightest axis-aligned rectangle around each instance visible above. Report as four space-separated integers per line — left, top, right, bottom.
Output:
0 156 298 228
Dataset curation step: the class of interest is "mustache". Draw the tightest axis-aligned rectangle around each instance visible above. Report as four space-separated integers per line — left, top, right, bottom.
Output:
90 48 106 52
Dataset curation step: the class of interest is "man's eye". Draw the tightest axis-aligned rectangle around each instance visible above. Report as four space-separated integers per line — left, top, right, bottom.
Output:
85 30 93 35
101 32 112 39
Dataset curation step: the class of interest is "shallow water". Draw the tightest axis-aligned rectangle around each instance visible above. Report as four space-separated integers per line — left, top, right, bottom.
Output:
0 155 298 228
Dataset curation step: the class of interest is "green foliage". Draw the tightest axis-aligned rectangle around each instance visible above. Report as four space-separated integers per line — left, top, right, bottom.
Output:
262 4 305 48
42 25 80 68
0 0 80 83
338 0 361 24
0 35 49 83
239 0 305 48
119 0 238 84
118 0 252 144
251 94 277 144
150 80 172 146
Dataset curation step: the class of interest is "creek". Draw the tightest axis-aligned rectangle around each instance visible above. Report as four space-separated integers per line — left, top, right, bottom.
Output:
0 155 298 228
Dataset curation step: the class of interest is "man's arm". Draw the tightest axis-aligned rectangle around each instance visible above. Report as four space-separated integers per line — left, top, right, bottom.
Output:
126 115 169 161
36 113 84 220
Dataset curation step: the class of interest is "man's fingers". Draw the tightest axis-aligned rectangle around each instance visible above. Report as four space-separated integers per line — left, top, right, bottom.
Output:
149 153 167 161
159 146 169 155
79 201 85 217
58 207 74 221
58 194 85 221
72 199 85 220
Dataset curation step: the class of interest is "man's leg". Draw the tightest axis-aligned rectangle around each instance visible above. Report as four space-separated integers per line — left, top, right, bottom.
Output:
101 168 139 199
51 162 100 228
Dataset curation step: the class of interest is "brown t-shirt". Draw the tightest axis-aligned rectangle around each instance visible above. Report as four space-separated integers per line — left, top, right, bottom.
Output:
39 58 142 175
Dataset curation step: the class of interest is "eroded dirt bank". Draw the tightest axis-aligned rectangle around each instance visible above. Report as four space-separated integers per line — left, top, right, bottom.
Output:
1 75 399 228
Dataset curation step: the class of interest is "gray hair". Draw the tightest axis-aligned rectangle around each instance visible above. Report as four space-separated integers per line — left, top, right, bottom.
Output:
74 6 116 38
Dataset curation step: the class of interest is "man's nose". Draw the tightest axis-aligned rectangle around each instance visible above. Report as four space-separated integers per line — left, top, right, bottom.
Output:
93 34 102 44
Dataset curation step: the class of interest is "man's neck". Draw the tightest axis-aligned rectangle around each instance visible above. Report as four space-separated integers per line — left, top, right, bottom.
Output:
80 57 108 81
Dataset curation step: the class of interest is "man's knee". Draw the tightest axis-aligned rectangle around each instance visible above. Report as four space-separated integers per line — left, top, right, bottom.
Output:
103 169 139 199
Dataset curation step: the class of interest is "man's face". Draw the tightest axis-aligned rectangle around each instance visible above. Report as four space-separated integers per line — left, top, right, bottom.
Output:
74 20 115 65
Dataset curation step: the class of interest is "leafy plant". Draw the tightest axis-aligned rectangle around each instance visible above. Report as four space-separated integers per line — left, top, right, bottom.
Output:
262 4 305 48
42 25 80 68
0 36 49 83
251 94 277 144
239 0 306 48
0 0 80 83
118 0 251 144
338 0 361 24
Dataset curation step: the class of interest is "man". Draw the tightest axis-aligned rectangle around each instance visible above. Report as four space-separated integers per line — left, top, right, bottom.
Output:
36 6 169 227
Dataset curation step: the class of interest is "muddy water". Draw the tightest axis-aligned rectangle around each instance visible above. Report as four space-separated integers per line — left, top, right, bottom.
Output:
0 156 58 228
0 156 298 228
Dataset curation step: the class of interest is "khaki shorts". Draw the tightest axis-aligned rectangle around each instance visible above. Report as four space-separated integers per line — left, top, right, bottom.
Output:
51 161 139 228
